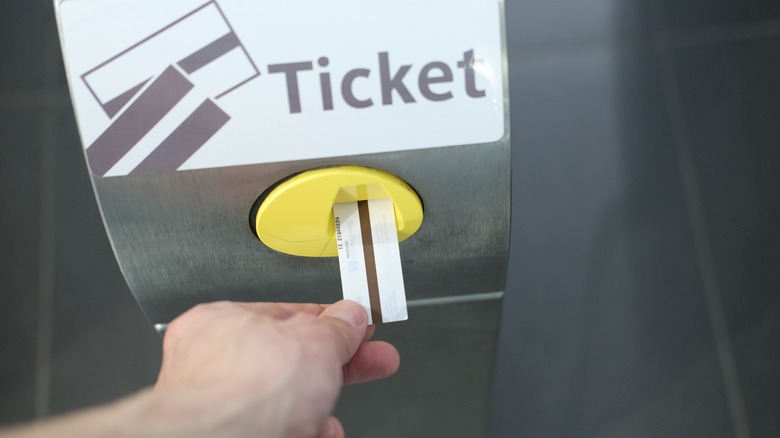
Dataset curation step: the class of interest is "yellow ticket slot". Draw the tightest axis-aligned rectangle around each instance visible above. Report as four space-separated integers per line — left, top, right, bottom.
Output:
253 166 424 257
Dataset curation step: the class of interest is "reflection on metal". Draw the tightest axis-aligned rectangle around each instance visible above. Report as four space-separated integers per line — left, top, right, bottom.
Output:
95 140 510 324
407 291 505 308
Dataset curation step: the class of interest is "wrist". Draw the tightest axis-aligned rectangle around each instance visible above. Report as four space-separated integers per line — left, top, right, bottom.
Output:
142 385 282 438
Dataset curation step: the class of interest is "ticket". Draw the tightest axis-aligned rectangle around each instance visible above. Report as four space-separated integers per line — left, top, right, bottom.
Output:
333 198 408 324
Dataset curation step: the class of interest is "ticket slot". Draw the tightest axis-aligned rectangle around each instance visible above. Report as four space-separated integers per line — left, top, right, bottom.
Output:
251 166 424 257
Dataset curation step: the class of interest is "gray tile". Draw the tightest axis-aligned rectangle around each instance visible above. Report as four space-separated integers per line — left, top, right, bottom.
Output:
673 37 780 437
0 108 43 426
506 0 652 49
48 104 161 414
659 0 780 30
491 45 733 436
0 2 48 93
336 298 501 438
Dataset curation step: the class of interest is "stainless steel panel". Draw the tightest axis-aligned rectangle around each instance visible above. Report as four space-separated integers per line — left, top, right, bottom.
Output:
335 295 502 437
95 141 510 324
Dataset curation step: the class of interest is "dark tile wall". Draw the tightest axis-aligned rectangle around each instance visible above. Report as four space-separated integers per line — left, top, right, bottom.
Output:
492 0 780 437
659 0 780 30
672 37 780 437
0 2 47 93
0 0 161 426
0 108 43 425
492 43 733 436
1 1 778 437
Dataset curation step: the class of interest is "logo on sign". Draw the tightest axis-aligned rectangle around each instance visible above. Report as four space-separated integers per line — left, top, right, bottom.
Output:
81 0 259 177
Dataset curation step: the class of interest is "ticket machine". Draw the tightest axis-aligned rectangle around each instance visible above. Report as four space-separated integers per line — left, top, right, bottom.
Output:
56 0 509 435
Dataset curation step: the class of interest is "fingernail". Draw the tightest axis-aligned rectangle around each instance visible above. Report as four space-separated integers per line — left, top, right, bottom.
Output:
326 300 366 327
323 416 341 438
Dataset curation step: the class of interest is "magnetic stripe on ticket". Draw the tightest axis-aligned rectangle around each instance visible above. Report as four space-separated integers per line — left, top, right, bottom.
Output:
357 200 383 323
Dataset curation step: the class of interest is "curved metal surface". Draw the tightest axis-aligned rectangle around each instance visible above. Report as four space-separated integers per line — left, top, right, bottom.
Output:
65 0 513 325
94 139 510 324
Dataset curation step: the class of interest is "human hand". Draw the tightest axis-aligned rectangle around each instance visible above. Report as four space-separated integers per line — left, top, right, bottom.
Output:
153 300 400 438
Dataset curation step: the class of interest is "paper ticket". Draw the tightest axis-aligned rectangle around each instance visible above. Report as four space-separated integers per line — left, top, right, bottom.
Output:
333 198 408 324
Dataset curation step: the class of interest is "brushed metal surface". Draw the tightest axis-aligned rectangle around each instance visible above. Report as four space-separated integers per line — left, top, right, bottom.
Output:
94 140 510 324
335 295 503 437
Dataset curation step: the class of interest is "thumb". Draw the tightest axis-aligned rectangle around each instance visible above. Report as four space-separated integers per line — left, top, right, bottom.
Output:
319 300 369 365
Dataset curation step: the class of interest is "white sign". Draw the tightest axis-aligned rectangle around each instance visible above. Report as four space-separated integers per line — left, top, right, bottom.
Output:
57 0 505 177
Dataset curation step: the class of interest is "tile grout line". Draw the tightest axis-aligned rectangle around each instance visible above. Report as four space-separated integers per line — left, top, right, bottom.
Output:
648 2 751 438
33 3 60 419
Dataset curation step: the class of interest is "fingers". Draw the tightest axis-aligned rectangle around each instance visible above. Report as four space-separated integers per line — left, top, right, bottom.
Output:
244 300 396 385
342 341 400 385
167 301 327 338
318 300 369 365
364 324 376 342
233 301 328 318
316 416 345 438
